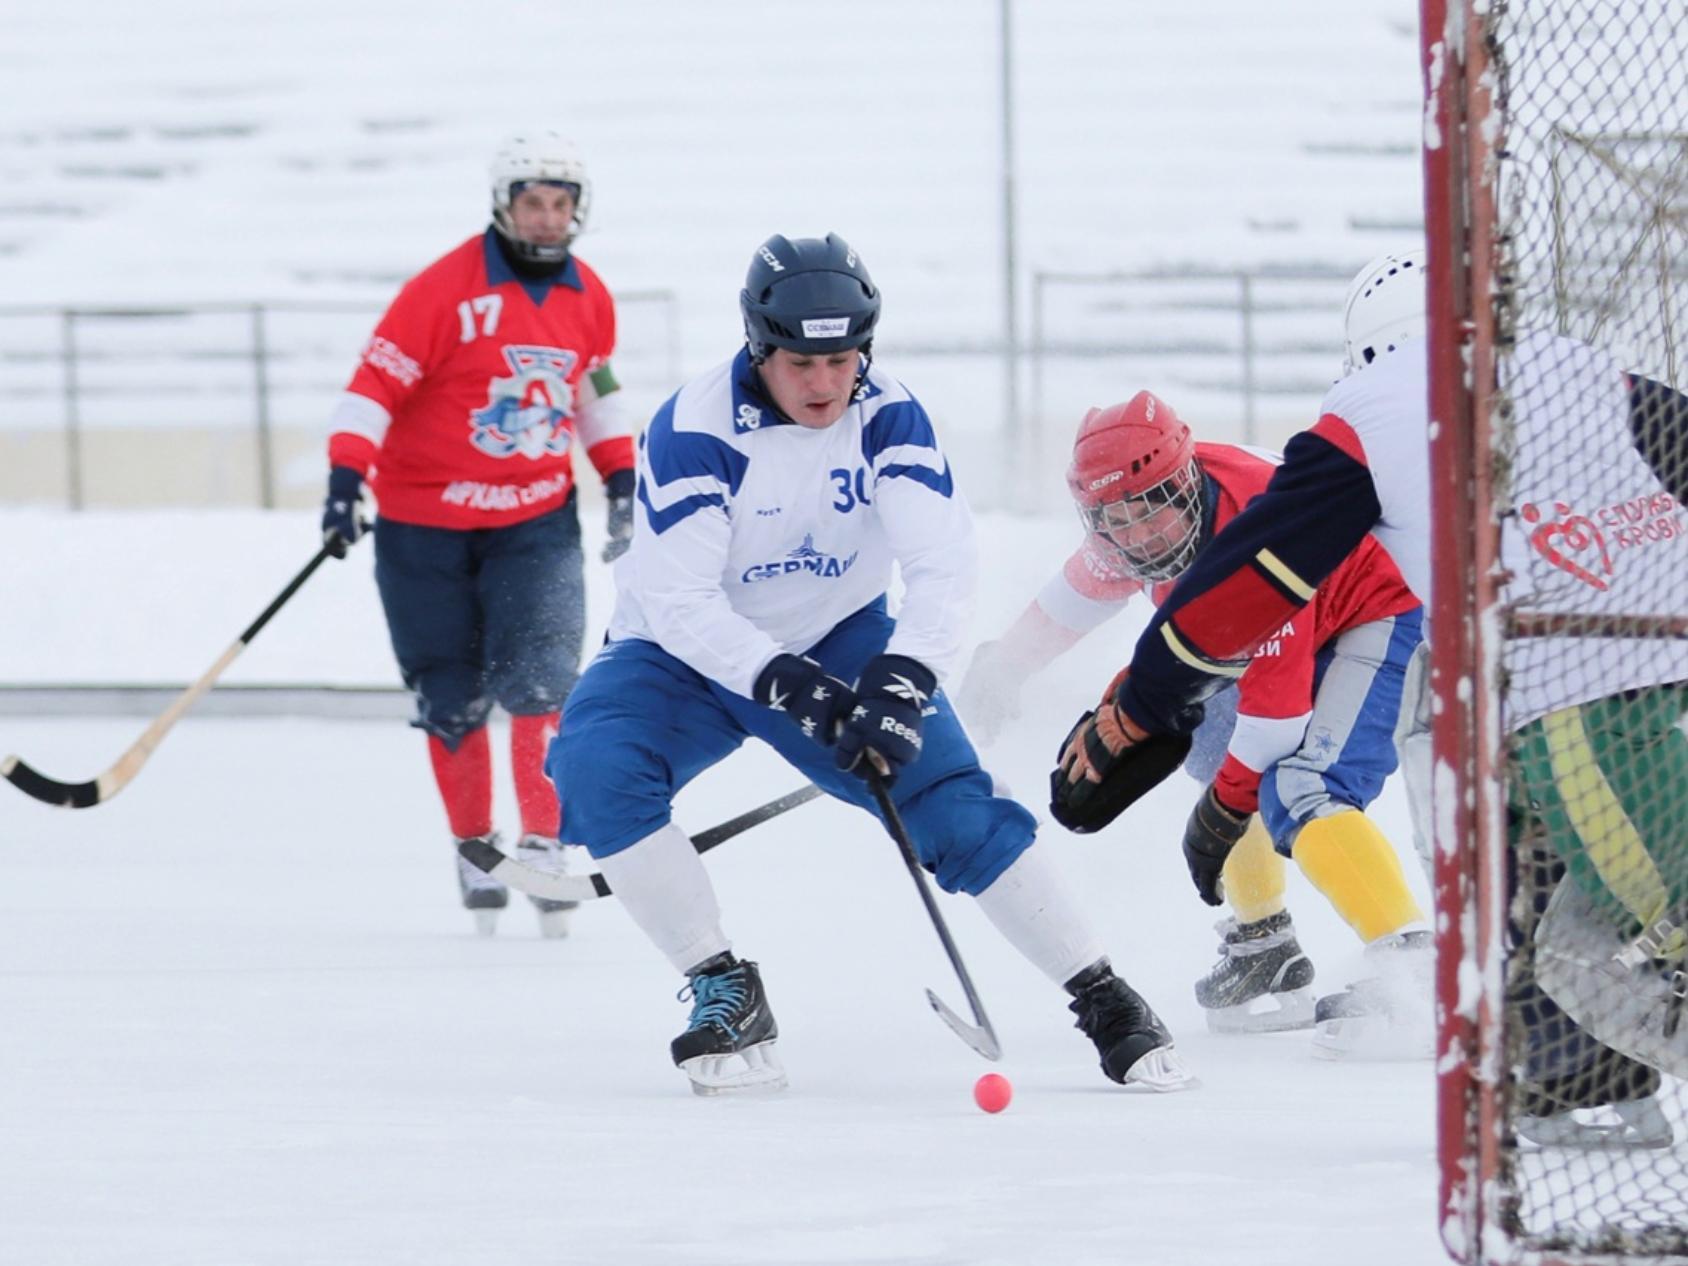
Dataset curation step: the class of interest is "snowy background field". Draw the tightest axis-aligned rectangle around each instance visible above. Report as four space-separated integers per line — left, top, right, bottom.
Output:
0 0 1424 511
0 1 1455 1263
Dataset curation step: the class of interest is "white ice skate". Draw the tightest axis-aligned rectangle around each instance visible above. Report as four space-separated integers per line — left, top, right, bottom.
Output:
515 834 577 939
454 836 509 937
679 1041 789 1097
1311 928 1434 1060
1518 1095 1674 1149
1120 1045 1200 1093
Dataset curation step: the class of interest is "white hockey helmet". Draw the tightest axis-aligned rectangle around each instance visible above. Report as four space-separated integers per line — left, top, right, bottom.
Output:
489 131 591 265
1342 248 1426 374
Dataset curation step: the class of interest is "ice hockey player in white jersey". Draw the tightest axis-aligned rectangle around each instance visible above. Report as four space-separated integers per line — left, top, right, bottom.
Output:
1050 247 1688 1144
546 233 1194 1095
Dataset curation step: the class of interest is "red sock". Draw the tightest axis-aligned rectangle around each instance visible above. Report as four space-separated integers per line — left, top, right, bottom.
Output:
511 711 562 839
427 728 492 840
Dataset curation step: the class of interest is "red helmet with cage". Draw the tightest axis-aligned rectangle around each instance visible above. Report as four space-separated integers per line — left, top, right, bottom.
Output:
1065 391 1206 582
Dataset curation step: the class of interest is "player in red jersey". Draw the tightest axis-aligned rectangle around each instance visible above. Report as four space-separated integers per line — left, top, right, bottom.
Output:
320 131 636 937
960 391 1429 1047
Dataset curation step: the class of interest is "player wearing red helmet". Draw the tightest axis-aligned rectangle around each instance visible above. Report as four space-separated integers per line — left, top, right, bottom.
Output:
960 391 1429 1048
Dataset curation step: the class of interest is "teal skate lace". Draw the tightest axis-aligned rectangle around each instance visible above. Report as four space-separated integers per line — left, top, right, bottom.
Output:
679 968 750 1037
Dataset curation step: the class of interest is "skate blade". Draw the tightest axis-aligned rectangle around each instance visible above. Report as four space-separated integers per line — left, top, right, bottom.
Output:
1122 1046 1200 1093
1204 988 1316 1035
472 909 499 938
1310 1015 1433 1062
1518 1100 1675 1150
534 906 572 939
681 1040 788 1096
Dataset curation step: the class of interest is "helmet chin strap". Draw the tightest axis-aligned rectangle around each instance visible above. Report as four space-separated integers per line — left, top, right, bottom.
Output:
852 344 874 399
492 224 572 278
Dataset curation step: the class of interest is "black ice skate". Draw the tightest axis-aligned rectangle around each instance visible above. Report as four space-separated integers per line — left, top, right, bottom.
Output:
515 834 577 939
1067 959 1197 1091
1516 1044 1673 1149
1312 928 1434 1060
1195 911 1317 1034
454 833 509 937
671 954 786 1096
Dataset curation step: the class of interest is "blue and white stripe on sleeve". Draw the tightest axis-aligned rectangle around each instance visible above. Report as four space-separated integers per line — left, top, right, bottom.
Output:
861 398 954 497
636 394 750 535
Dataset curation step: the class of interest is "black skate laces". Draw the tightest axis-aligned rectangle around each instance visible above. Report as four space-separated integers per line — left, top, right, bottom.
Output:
1069 977 1150 1038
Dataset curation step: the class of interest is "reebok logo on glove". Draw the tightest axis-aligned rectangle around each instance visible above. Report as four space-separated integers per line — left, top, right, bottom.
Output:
878 715 922 748
882 674 929 706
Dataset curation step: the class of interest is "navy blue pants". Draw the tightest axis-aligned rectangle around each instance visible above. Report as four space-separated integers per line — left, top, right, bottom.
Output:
374 497 585 746
548 600 1037 895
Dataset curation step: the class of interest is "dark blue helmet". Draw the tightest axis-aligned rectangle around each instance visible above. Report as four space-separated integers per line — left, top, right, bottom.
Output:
740 233 880 363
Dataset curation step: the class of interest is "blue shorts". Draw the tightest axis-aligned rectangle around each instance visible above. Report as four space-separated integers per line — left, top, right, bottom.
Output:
374 497 586 746
1259 607 1424 852
547 599 1037 895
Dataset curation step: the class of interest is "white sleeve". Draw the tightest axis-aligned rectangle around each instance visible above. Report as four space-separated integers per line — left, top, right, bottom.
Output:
1225 711 1311 775
866 397 977 683
628 427 782 698
574 365 632 453
327 390 391 446
1034 568 1131 635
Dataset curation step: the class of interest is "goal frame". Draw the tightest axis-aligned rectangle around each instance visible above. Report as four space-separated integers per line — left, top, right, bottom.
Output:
1425 2 1688 1261
1422 0 1514 1260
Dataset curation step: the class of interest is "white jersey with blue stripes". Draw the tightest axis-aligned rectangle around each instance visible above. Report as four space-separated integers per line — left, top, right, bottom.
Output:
607 349 977 698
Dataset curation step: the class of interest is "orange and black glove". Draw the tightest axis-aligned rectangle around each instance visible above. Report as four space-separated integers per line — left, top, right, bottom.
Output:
1049 668 1194 834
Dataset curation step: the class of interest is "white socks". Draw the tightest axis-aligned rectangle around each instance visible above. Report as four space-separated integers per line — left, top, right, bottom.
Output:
595 822 731 975
974 844 1106 987
598 827 1104 988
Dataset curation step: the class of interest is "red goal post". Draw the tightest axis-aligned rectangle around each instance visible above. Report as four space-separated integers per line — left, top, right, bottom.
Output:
1425 0 1688 1262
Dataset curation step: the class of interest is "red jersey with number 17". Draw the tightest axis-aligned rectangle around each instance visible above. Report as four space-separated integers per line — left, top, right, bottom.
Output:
327 229 634 530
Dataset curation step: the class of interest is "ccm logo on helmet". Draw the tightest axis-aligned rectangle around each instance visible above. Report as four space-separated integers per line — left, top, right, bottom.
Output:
802 318 850 339
1088 470 1124 491
758 246 785 272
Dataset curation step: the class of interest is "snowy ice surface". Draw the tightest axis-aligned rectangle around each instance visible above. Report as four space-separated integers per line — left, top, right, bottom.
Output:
0 510 1441 1266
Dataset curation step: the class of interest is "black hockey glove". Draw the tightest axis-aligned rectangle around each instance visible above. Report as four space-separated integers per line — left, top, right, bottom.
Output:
1049 669 1194 834
1182 785 1252 906
602 495 635 563
834 654 936 786
321 465 366 559
754 653 857 747
601 469 636 563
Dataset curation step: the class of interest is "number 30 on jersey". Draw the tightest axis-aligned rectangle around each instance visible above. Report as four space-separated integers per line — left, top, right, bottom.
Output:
830 467 872 513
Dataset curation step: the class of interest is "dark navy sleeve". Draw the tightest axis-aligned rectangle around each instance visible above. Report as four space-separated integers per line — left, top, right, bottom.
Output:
1117 427 1383 735
1629 373 1688 504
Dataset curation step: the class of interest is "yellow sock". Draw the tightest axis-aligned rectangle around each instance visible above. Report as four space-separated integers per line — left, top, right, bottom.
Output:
1291 810 1426 943
1222 816 1286 924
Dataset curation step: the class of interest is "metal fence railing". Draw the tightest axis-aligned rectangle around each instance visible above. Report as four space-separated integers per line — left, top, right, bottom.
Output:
0 292 681 510
1029 264 1356 445
0 270 1372 511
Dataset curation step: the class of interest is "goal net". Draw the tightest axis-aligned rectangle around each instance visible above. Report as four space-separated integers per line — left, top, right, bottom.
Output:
1427 0 1688 1262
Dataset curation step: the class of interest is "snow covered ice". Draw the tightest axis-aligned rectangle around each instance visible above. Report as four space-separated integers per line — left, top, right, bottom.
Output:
0 512 1441 1266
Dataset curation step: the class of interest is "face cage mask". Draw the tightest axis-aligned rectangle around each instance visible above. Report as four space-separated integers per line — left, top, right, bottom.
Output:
494 180 584 264
1076 462 1204 583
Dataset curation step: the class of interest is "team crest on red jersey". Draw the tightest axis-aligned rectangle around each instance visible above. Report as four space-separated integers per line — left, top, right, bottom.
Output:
470 345 580 459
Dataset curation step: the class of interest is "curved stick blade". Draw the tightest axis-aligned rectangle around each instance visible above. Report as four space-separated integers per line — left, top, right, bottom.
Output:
2 756 101 809
926 988 1002 1061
